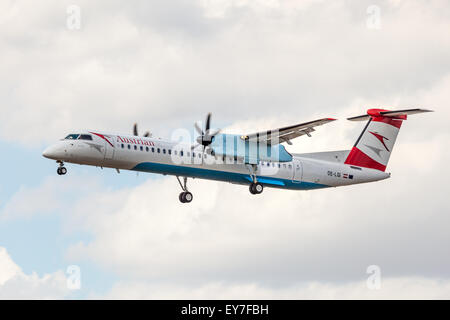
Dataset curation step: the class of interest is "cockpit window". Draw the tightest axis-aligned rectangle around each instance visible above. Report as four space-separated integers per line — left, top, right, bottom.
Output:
64 134 80 140
78 134 93 141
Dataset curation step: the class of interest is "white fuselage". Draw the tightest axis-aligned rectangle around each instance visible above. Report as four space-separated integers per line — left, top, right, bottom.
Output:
42 132 390 191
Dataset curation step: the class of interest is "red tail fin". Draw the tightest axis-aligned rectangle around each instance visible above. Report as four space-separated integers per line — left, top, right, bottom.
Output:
345 108 432 171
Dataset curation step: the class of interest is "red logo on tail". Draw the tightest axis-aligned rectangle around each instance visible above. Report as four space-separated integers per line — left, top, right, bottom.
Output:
369 131 390 152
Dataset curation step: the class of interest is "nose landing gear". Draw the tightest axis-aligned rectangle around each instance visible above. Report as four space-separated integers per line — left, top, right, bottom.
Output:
176 176 193 203
56 161 67 175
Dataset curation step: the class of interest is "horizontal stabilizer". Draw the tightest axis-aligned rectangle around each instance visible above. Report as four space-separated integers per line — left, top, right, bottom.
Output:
348 108 433 121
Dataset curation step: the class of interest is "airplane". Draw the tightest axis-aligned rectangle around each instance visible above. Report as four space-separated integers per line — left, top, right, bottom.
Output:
42 108 432 203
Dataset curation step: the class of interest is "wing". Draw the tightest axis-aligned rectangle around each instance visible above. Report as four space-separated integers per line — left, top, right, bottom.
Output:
240 118 337 145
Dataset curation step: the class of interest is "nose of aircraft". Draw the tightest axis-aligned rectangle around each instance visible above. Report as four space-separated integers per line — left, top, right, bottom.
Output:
42 145 60 160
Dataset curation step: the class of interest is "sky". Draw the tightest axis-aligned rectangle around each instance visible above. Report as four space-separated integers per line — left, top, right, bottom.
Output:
0 0 449 299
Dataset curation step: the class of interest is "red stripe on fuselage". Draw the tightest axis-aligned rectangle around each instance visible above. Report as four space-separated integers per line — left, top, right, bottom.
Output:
344 147 386 171
90 132 114 147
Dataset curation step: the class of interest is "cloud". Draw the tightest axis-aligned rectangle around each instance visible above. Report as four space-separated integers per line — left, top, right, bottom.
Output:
0 247 69 299
1 0 449 145
0 175 102 221
1 0 449 299
103 277 450 299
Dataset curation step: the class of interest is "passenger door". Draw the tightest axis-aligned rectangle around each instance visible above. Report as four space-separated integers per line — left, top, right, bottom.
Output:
104 135 115 160
292 159 302 183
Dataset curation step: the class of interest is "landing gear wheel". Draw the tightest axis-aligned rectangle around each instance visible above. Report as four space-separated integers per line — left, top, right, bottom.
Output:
183 192 193 203
176 176 193 203
249 182 263 195
179 192 193 203
56 161 67 176
57 167 67 175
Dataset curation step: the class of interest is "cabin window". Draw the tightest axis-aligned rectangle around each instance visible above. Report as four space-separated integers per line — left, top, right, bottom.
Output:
121 144 124 148
288 164 292 169
180 151 184 156
128 145 131 149
168 149 172 155
146 147 149 152
152 147 155 152
78 134 93 141
163 149 166 154
157 148 160 153
134 145 137 150
140 146 143 151
278 163 281 168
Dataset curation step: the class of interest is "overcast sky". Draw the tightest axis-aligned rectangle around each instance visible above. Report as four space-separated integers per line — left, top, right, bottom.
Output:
0 0 449 299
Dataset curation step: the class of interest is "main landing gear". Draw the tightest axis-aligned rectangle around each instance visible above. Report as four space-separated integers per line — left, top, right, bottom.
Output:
176 176 193 203
56 161 67 175
247 164 263 195
249 182 263 195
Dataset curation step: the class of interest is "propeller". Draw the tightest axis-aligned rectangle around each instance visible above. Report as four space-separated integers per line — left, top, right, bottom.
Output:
191 113 221 151
133 123 151 137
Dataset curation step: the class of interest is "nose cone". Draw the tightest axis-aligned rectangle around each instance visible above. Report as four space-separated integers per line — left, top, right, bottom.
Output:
42 146 53 159
42 145 61 160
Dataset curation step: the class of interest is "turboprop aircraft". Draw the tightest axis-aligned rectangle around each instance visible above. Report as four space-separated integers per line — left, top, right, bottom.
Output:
42 108 432 203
